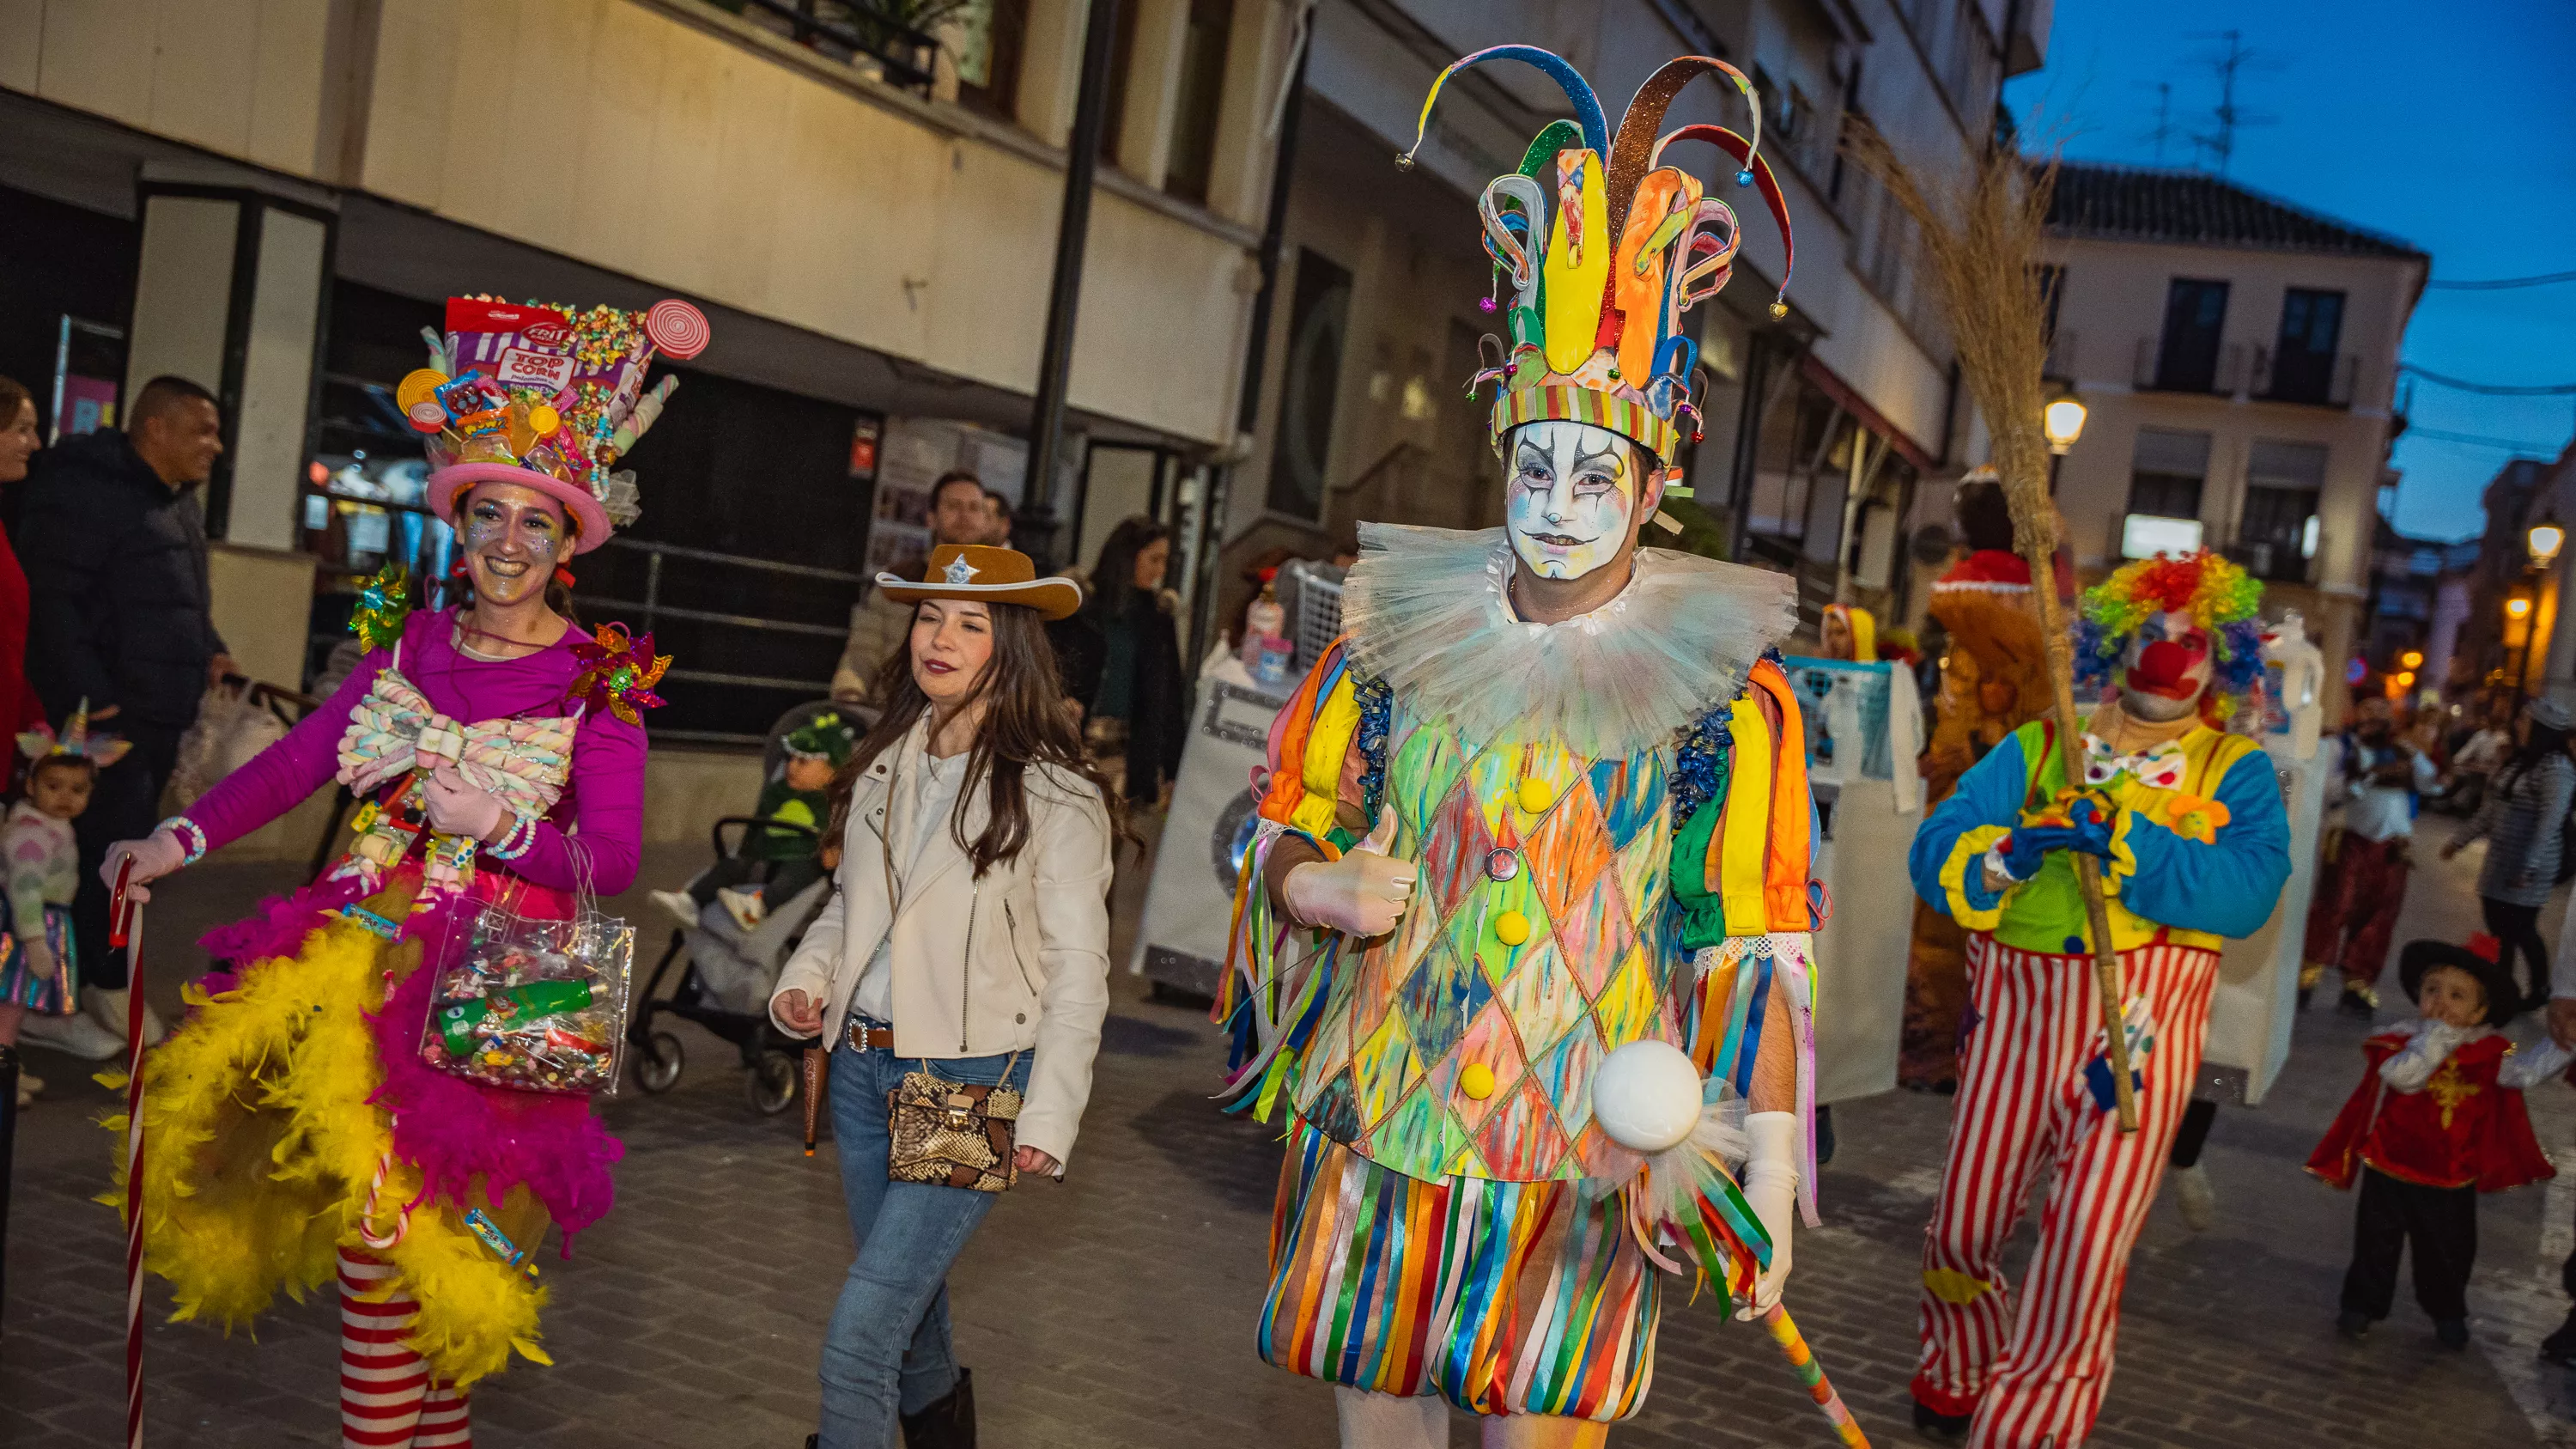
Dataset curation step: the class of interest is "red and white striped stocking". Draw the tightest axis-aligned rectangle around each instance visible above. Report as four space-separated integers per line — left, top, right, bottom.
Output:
337 1249 473 1448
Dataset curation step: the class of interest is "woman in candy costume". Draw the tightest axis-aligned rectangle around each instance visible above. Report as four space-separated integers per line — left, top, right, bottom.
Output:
102 294 706 1447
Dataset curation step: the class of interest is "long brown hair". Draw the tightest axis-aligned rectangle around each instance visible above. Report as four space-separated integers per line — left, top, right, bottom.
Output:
827 599 1126 875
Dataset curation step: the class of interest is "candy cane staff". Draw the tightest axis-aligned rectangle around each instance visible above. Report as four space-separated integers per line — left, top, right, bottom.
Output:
98 292 707 1449
1903 551 2291 1448
1209 44 1862 1449
109 855 143 1447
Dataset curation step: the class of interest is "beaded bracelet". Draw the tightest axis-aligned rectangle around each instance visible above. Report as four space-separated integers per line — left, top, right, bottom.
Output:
156 815 210 865
484 812 539 861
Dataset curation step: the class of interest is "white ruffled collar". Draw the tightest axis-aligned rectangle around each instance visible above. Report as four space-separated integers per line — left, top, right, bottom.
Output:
1340 524 1796 758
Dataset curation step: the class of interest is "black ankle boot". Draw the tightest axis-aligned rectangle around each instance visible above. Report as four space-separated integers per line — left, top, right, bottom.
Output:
1912 1397 1971 1441
902 1367 976 1449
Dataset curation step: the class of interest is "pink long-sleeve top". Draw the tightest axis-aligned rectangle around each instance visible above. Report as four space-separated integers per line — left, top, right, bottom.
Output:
184 607 648 894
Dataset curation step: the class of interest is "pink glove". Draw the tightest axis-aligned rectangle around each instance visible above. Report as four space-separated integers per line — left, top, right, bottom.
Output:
100 830 190 904
422 765 508 843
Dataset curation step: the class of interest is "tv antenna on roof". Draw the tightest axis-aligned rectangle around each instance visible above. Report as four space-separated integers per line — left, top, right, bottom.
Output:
2138 81 2178 166
2185 28 2279 174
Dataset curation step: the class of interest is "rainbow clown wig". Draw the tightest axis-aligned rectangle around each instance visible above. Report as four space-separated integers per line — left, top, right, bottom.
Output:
2074 550 2266 709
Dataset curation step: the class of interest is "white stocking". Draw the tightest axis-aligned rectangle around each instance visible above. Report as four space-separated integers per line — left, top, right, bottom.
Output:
1335 1386 1449 1449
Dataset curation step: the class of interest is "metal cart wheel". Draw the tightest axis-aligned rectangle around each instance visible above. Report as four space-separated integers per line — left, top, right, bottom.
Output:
747 1049 799 1116
634 1031 684 1094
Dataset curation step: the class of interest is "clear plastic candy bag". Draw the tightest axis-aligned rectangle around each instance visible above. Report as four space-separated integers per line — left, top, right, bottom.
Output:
419 903 635 1095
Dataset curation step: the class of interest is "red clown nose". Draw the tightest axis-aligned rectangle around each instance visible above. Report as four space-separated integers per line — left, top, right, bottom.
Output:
2129 638 2205 698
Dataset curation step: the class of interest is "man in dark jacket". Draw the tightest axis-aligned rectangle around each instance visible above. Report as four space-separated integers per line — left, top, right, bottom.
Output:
18 374 232 1058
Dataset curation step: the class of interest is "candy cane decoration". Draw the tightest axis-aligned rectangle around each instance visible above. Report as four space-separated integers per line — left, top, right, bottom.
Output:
1760 1304 1870 1447
109 856 144 1449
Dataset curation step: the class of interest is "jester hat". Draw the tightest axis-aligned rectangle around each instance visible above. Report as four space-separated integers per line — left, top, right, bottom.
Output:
2074 550 2267 700
1404 47 1796 468
18 698 133 770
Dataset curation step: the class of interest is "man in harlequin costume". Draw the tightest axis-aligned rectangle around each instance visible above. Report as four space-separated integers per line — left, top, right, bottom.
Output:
1215 46 1823 1449
1905 550 2292 1446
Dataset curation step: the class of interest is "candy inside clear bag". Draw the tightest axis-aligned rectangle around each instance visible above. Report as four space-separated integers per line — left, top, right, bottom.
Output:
418 903 635 1096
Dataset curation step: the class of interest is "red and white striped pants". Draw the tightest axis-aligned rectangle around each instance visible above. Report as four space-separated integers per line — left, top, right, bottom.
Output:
1911 937 2218 1449
338 1249 471 1448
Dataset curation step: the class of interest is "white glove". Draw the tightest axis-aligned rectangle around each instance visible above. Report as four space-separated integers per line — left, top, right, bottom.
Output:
2380 1020 2470 1093
1735 1111 1800 1319
100 830 190 903
1280 816 1413 938
422 765 508 842
16 935 55 982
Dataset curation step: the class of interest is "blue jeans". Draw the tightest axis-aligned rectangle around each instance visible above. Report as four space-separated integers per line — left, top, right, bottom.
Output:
817 1027 1030 1449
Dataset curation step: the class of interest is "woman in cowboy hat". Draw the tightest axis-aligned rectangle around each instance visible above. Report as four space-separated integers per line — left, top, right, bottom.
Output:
770 544 1120 1449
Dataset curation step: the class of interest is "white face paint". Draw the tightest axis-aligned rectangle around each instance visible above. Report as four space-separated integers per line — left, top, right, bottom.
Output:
1504 422 1648 581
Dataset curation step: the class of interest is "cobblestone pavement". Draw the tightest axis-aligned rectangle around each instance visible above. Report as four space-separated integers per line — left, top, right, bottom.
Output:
6 835 2576 1446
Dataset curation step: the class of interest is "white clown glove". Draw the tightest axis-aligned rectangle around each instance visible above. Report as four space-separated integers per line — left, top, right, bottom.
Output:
1280 815 1413 938
422 764 508 843
99 830 190 903
1735 1111 1801 1320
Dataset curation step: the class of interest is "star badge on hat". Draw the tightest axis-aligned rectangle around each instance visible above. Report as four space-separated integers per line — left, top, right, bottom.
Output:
944 555 981 586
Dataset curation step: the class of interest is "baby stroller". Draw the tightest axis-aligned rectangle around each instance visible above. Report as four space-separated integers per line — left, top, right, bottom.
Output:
627 699 859 1113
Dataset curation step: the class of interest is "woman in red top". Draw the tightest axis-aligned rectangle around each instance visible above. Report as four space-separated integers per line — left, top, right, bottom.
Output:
2307 935 2556 1349
0 377 48 739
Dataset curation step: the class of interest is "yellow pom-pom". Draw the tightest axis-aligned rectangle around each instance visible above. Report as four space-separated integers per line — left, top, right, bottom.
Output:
1516 777 1555 814
1493 910 1530 946
1460 1062 1497 1099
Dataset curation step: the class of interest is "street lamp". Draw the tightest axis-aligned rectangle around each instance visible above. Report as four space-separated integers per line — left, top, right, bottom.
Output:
2042 394 2087 494
2531 522 2565 565
2508 595 2535 620
2401 649 2424 670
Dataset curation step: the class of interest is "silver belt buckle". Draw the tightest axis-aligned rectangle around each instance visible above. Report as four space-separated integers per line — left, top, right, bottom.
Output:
847 1017 878 1053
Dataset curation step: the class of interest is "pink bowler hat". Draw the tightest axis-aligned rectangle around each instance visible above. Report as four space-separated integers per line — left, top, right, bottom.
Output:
429 462 614 555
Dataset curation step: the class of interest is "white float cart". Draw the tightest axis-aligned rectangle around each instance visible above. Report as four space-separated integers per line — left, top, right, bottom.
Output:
2204 733 2332 1105
1132 651 1296 998
1780 655 1922 1105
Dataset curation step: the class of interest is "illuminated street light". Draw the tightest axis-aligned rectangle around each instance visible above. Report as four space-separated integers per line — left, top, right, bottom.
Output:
2043 397 2089 455
2532 523 2566 564
2395 670 2416 688
2507 596 2535 619
2401 650 2424 669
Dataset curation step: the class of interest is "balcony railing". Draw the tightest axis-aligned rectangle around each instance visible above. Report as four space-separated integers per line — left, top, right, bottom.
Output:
726 0 939 94
2251 346 2359 408
2134 337 2249 398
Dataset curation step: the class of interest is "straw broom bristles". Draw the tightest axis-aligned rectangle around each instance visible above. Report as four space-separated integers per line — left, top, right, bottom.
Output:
1840 119 2142 1131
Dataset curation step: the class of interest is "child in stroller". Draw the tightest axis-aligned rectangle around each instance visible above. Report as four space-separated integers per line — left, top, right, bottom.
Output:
633 703 859 1112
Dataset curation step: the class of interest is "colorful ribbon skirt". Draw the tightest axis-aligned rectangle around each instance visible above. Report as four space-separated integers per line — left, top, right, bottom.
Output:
0 904 76 1014
1259 1124 1659 1422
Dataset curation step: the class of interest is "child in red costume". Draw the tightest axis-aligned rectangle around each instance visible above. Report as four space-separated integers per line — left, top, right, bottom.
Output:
2307 933 2557 1348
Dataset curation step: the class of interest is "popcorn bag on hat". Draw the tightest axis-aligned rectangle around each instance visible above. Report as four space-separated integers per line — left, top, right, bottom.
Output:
407 293 713 551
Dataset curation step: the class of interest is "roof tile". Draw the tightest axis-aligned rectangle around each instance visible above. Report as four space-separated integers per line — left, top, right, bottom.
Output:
2044 162 2426 259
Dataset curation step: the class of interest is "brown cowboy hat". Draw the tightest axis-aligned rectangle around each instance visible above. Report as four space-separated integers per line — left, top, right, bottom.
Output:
876 544 1082 621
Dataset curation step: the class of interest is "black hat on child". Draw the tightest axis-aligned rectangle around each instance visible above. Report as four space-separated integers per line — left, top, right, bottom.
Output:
2397 933 2524 1028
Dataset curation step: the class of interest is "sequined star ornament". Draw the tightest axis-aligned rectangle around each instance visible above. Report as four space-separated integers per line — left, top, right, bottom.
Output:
349 562 415 651
566 624 671 725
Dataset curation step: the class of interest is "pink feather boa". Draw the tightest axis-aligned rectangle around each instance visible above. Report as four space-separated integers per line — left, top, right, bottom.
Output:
193 868 626 1251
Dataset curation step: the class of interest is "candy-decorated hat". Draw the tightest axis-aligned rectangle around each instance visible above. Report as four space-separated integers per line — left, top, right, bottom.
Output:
1403 48 1796 469
409 295 713 552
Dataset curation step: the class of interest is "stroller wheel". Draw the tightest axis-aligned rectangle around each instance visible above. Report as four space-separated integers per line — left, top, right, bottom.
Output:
748 1049 799 1116
635 1031 684 1094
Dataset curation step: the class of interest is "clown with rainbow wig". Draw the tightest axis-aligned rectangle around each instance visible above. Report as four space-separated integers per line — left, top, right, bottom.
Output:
1903 549 2291 1447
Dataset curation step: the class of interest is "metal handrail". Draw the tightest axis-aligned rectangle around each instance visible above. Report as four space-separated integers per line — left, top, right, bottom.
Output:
578 597 849 639
733 0 939 94
603 534 866 584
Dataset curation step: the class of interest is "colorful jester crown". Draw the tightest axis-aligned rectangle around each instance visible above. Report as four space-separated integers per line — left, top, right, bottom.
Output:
1406 47 1796 469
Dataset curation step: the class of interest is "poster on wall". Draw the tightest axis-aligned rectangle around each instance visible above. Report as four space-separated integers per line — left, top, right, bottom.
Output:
51 316 125 442
862 418 1030 576
848 413 882 481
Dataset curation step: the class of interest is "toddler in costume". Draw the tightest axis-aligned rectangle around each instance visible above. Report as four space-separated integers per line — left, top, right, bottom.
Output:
0 703 127 1107
656 711 853 933
2307 933 2558 1347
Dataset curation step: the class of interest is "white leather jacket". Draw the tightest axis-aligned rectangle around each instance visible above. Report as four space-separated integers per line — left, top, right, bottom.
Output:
769 716 1115 1165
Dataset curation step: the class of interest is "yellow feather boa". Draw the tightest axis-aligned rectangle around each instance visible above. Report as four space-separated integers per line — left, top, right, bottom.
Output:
102 912 550 1385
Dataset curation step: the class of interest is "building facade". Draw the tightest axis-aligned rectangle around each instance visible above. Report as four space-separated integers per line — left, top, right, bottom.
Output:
1206 0 2054 646
2034 164 2428 716
1 0 1303 759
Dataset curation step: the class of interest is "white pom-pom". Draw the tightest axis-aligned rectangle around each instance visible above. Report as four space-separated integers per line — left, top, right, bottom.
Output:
1590 1039 1705 1153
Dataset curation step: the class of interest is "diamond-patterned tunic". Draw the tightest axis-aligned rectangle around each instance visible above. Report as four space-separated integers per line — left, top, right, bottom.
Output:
1291 698 1687 1184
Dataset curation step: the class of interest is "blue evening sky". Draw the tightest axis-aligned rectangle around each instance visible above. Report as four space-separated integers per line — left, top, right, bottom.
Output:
2006 0 2576 542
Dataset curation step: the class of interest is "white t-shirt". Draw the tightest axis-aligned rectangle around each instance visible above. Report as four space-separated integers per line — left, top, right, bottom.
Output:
2340 745 2435 843
848 746 975 1026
